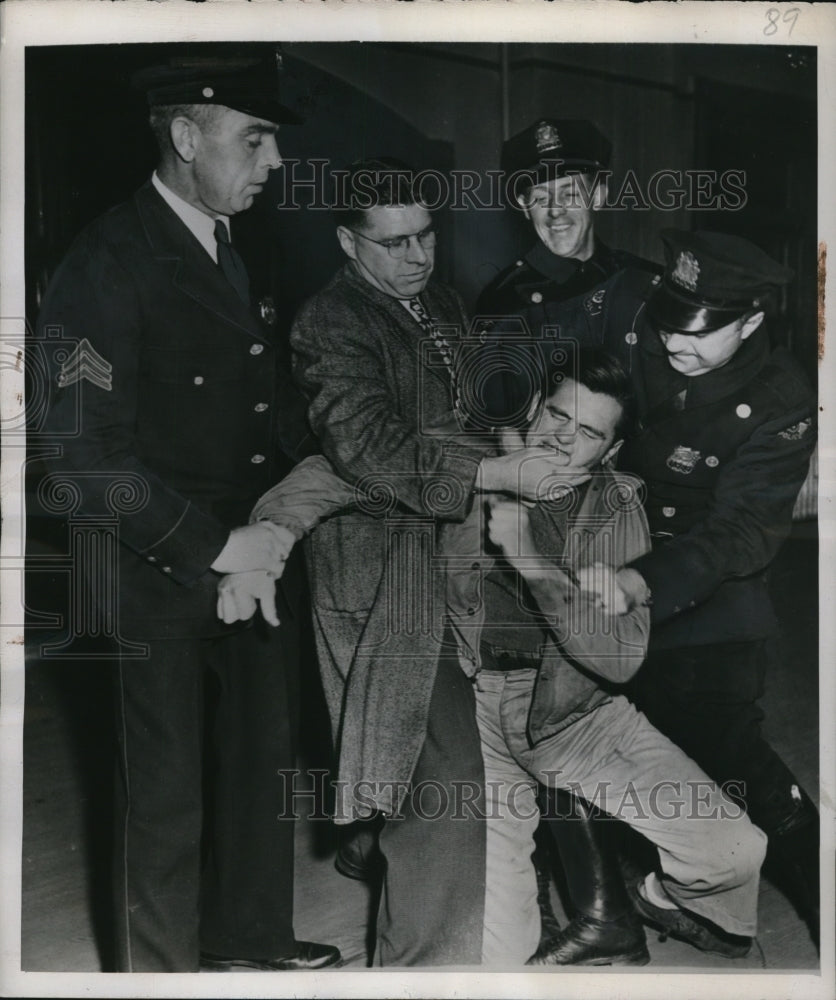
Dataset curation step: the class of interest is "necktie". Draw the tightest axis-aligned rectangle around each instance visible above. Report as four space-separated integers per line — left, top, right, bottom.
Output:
407 296 461 414
214 219 250 306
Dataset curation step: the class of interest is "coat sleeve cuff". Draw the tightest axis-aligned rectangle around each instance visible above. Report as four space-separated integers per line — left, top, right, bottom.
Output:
631 545 717 625
134 501 229 586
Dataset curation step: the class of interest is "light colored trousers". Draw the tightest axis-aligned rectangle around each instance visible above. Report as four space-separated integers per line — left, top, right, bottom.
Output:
475 669 768 966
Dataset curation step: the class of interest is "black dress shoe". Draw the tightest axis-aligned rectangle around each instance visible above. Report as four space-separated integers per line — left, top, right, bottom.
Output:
334 820 383 882
627 877 752 959
527 912 649 966
200 941 342 971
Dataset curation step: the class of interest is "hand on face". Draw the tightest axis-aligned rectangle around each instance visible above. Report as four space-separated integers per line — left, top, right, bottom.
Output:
480 446 592 502
523 379 623 474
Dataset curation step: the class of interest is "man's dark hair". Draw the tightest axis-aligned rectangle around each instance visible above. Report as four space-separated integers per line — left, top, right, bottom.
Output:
544 346 637 440
332 157 424 229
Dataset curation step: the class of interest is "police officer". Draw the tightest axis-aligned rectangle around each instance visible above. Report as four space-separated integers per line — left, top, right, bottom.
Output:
37 54 341 972
558 230 819 948
468 118 657 428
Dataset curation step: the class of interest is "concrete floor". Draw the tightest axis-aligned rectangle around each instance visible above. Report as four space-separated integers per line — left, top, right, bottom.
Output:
18 526 823 975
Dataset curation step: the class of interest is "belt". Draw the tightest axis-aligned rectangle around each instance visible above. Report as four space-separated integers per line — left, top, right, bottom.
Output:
479 642 541 673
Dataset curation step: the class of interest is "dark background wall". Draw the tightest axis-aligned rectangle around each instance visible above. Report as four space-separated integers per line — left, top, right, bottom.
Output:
25 41 817 373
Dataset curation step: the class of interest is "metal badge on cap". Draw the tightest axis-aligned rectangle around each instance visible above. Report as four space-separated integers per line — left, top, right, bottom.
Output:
258 296 277 326
671 251 700 292
535 122 563 154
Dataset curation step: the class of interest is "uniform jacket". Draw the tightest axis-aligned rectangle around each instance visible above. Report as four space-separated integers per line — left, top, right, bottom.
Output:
37 181 315 638
255 458 650 765
542 268 817 649
468 240 658 424
475 238 657 321
289 264 485 819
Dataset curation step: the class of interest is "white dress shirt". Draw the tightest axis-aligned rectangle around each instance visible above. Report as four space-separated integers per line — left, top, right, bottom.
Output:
152 171 229 264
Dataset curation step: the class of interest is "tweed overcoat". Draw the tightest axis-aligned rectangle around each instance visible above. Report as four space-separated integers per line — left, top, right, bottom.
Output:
290 264 484 819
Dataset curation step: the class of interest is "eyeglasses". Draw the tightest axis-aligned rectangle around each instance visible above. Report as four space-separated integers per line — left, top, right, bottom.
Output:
348 225 437 259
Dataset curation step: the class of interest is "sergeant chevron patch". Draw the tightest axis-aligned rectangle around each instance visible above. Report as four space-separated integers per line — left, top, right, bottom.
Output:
56 338 112 391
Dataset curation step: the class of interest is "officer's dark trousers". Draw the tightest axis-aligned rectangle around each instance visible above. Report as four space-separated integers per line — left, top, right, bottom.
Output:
112 619 299 972
375 653 486 966
632 639 812 838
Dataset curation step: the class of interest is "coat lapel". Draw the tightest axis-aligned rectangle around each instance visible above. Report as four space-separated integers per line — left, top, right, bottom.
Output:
342 264 456 393
135 182 269 344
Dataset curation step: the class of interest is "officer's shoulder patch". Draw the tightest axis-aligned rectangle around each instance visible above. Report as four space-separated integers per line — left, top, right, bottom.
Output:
778 418 812 441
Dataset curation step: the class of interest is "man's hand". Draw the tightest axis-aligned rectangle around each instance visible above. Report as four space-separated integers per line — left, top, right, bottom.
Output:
487 499 575 586
487 499 538 560
479 448 591 503
577 563 651 615
210 521 295 576
577 562 629 615
217 570 281 626
615 567 652 614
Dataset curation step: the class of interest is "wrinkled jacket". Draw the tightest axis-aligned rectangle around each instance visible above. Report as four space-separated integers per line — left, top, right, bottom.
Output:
255 459 651 750
286 265 484 819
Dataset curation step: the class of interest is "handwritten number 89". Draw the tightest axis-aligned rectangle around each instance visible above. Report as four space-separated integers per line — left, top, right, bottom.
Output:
765 8 799 36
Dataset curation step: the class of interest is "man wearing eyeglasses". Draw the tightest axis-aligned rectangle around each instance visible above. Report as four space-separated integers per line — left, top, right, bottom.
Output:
273 158 587 965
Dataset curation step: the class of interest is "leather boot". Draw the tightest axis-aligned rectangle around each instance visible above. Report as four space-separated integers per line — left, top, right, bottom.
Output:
527 789 648 966
532 839 562 949
762 788 820 950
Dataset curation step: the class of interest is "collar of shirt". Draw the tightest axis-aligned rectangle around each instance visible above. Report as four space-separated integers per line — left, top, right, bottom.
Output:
525 238 612 285
638 319 770 411
151 171 229 264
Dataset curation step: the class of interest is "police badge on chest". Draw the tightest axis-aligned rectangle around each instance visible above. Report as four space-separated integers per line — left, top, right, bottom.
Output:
666 445 702 474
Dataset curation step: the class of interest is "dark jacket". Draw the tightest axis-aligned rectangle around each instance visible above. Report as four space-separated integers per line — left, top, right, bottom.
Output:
475 238 656 320
543 268 817 649
36 181 314 637
468 240 658 425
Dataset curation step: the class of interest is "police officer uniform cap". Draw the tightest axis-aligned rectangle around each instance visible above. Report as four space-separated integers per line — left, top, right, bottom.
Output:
502 118 611 196
132 53 302 126
648 229 794 335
